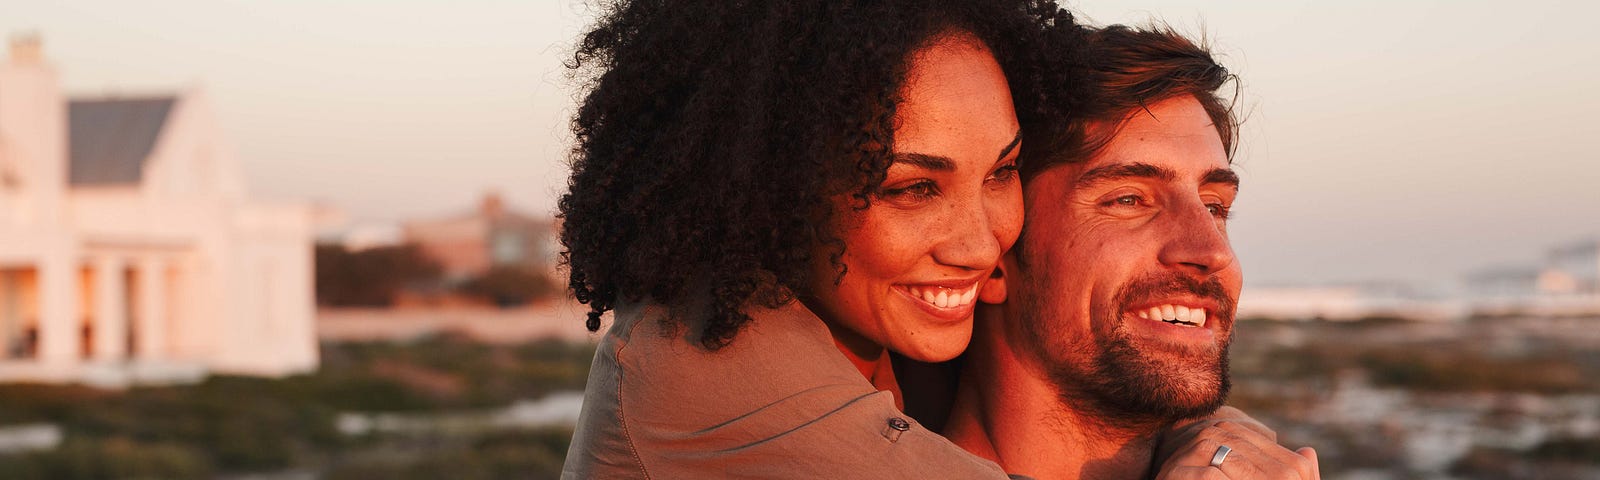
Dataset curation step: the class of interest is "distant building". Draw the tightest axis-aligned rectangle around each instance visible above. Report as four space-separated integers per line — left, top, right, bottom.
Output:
402 192 559 282
1465 239 1600 315
0 37 316 386
1544 240 1600 294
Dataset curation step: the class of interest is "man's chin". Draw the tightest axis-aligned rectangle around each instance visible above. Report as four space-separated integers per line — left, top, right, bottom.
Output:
1051 337 1231 430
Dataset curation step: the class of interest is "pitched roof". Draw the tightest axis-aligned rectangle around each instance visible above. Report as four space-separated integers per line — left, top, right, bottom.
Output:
67 96 176 186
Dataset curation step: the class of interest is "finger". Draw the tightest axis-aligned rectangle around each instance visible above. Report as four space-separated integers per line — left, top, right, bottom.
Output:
1297 447 1321 480
1155 466 1229 480
1211 439 1301 480
1211 422 1316 480
1220 431 1314 480
1158 429 1232 473
1208 407 1277 441
1163 405 1275 460
1253 442 1316 480
1161 429 1263 477
1211 419 1274 444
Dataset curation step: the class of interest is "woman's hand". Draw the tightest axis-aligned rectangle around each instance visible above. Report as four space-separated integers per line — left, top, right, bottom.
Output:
1153 407 1320 480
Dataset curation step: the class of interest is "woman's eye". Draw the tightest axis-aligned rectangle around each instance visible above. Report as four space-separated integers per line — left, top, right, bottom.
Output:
879 180 939 204
986 162 1020 185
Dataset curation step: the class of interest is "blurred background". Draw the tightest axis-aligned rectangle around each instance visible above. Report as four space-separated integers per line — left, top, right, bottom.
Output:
0 1 1594 479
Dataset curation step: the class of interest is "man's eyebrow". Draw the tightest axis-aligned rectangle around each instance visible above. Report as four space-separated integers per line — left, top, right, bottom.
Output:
1074 162 1174 188
1202 168 1240 188
891 153 955 171
996 129 1022 162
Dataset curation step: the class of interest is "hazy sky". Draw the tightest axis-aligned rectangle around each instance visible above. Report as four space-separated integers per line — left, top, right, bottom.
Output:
3 0 1597 287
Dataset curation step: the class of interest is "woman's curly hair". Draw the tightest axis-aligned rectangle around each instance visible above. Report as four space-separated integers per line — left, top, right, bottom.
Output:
560 0 1073 349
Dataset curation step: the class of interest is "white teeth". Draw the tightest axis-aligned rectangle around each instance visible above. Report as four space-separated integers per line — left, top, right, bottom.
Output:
1137 304 1210 327
905 284 980 309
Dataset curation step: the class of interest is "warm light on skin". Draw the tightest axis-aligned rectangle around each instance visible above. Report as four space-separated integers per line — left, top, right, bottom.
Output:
803 31 1024 376
1010 93 1242 414
943 93 1249 480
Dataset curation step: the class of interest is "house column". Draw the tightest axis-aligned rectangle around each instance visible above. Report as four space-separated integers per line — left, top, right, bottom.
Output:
36 255 78 363
92 256 126 362
134 257 166 361
0 270 14 358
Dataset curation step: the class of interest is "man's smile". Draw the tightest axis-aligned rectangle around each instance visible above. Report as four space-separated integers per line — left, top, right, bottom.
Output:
1133 304 1207 327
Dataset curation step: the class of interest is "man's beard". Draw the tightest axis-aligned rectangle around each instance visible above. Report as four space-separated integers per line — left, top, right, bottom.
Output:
1027 272 1235 431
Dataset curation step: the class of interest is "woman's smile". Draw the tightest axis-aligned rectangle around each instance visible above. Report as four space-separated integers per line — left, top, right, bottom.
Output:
894 278 983 321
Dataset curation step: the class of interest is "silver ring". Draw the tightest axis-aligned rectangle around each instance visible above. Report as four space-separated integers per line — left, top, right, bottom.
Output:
1209 445 1232 467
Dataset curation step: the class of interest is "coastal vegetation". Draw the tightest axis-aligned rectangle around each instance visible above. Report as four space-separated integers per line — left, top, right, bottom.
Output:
0 334 593 479
0 316 1596 479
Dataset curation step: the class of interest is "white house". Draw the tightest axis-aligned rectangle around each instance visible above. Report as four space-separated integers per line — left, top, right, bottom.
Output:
0 37 316 386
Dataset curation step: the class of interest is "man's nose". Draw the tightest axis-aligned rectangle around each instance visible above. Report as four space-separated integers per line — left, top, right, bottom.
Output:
931 197 1005 271
1156 197 1236 276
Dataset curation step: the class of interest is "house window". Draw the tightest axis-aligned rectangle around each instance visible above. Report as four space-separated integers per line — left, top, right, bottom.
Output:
491 231 525 266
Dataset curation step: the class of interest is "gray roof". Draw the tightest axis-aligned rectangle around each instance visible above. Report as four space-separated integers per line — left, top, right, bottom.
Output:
67 97 176 186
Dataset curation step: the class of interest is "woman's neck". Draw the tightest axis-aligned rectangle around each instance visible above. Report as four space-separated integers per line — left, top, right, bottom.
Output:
825 321 904 410
799 297 906 409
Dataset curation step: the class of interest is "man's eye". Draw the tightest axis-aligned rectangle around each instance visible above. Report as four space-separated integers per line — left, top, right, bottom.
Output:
1207 203 1232 220
1103 194 1143 207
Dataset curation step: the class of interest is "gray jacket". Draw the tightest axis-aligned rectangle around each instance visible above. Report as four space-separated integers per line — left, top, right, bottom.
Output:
561 300 1008 479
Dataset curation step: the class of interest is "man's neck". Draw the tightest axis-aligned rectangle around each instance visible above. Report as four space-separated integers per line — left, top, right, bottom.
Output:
945 304 1162 480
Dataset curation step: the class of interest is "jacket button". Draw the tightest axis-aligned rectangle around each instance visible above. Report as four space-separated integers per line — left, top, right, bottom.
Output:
888 417 911 431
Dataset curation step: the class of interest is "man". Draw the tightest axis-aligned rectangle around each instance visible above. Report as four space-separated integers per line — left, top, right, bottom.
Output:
944 25 1320 479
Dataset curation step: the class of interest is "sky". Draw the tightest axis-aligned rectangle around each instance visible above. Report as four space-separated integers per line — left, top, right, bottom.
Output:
2 0 1597 288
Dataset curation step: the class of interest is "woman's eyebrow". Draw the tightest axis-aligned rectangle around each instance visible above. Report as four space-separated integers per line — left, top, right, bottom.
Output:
891 152 956 171
996 129 1022 161
891 129 1022 171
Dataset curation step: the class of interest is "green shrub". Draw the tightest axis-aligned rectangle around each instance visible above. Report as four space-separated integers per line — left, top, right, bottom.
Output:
0 338 595 477
0 437 211 480
1531 436 1600 463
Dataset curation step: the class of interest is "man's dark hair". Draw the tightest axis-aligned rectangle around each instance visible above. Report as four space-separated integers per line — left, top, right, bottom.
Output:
1021 23 1237 180
559 0 1071 349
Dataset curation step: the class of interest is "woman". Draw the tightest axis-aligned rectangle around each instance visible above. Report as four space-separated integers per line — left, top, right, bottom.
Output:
558 0 1052 476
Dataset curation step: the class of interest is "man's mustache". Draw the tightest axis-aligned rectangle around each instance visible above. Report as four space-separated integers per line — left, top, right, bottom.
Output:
1114 273 1236 320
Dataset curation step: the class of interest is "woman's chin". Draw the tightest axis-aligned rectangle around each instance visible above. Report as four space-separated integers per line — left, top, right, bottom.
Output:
891 328 973 363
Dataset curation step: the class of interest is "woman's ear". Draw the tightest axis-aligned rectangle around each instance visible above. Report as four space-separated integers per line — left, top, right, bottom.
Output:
978 256 1011 304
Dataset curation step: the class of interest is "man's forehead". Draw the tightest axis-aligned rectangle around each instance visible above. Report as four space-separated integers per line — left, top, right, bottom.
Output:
1084 104 1228 174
